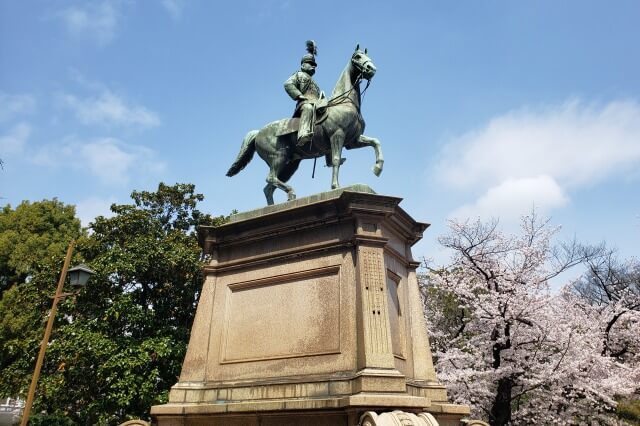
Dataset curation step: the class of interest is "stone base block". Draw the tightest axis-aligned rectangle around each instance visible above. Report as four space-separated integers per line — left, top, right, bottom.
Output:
153 393 469 425
151 187 472 426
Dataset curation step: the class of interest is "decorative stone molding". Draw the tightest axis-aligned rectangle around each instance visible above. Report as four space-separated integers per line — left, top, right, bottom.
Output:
360 410 440 426
118 420 150 426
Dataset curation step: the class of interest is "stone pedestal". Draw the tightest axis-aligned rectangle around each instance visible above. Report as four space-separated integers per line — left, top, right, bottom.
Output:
151 185 469 425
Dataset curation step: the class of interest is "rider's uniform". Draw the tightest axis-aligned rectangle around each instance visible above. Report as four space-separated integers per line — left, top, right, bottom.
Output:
284 51 320 146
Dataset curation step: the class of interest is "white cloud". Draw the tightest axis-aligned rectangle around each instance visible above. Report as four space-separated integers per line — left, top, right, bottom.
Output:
436 99 640 220
57 1 121 45
0 93 36 122
162 0 185 19
0 122 31 155
80 138 136 184
75 196 117 227
59 90 160 128
450 175 569 221
436 99 640 189
32 137 166 185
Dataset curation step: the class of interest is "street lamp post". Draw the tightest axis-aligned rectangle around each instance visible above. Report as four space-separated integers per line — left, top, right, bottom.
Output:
20 240 94 426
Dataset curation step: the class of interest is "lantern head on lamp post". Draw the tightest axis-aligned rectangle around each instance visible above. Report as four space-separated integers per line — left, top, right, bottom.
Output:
67 264 95 292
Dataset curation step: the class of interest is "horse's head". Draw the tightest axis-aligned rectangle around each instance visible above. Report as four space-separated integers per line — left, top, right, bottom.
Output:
351 44 376 81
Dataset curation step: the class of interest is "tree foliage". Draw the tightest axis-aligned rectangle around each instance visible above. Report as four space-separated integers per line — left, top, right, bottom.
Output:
0 199 82 292
0 183 228 425
422 213 639 425
571 250 640 362
0 200 84 402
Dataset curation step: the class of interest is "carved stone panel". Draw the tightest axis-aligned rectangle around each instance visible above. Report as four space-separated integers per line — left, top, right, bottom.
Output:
222 266 341 363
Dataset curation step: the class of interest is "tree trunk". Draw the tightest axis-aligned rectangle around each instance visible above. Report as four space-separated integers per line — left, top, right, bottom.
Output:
490 377 513 426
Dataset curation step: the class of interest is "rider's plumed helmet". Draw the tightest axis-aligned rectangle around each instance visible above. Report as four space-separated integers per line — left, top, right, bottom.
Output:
300 40 317 66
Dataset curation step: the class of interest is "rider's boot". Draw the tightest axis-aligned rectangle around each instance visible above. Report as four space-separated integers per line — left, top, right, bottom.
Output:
297 104 314 147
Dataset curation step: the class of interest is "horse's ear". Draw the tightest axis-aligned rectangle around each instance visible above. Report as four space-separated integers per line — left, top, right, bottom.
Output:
355 44 360 51
364 48 368 54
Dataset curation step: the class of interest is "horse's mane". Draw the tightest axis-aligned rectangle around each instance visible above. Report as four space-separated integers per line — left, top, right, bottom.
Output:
329 58 362 112
331 61 353 99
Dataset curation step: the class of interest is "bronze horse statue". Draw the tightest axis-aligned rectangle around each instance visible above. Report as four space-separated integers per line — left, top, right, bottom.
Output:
226 45 383 205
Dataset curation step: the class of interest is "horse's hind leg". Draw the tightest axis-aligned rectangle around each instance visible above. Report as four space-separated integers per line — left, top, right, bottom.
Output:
263 183 276 205
257 133 297 205
265 166 296 205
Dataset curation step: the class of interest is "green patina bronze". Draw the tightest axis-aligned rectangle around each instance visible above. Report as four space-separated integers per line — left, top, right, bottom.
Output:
226 42 384 205
284 40 321 147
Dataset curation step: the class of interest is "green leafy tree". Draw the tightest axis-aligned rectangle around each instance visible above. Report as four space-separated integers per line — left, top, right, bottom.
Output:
1 183 228 425
0 200 83 399
0 199 81 292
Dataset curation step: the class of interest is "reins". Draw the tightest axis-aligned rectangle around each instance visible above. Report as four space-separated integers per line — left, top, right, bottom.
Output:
326 76 361 109
325 59 372 110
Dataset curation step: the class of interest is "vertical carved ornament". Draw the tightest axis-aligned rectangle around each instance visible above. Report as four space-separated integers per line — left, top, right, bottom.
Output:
361 248 391 354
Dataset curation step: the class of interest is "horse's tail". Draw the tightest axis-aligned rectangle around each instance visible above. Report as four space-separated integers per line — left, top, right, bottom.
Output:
226 130 258 177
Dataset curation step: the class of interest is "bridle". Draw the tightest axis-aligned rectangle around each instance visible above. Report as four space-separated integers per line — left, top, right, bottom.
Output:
326 52 373 110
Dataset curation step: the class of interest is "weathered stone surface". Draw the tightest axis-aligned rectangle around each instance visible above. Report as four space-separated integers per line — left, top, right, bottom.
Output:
360 410 440 426
151 186 469 425
118 421 150 426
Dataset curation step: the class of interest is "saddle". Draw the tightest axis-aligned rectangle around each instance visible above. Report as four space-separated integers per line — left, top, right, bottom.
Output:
275 98 329 137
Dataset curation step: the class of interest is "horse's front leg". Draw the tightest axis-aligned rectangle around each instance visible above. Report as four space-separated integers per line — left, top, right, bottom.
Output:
358 134 384 176
329 130 345 189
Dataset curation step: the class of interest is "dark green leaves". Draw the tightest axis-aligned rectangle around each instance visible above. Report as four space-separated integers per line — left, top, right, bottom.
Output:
0 183 230 424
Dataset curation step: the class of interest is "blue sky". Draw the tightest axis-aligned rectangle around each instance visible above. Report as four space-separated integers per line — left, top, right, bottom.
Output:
1 0 639 266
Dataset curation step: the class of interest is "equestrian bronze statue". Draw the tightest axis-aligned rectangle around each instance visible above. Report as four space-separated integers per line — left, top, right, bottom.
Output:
226 44 383 205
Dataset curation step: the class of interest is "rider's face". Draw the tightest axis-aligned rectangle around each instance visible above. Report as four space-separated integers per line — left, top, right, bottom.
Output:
301 63 316 76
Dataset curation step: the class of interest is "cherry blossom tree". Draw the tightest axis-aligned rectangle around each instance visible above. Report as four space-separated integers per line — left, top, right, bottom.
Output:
422 214 638 425
570 251 640 363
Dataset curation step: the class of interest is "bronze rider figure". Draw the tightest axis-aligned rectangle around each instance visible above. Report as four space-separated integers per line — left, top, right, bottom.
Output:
284 40 322 147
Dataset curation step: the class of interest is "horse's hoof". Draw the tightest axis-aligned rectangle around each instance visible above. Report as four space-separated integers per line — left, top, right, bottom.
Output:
373 165 383 176
287 193 297 201
331 184 340 190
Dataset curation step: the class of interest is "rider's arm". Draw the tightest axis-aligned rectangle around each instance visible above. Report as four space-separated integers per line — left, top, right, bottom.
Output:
284 73 303 101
